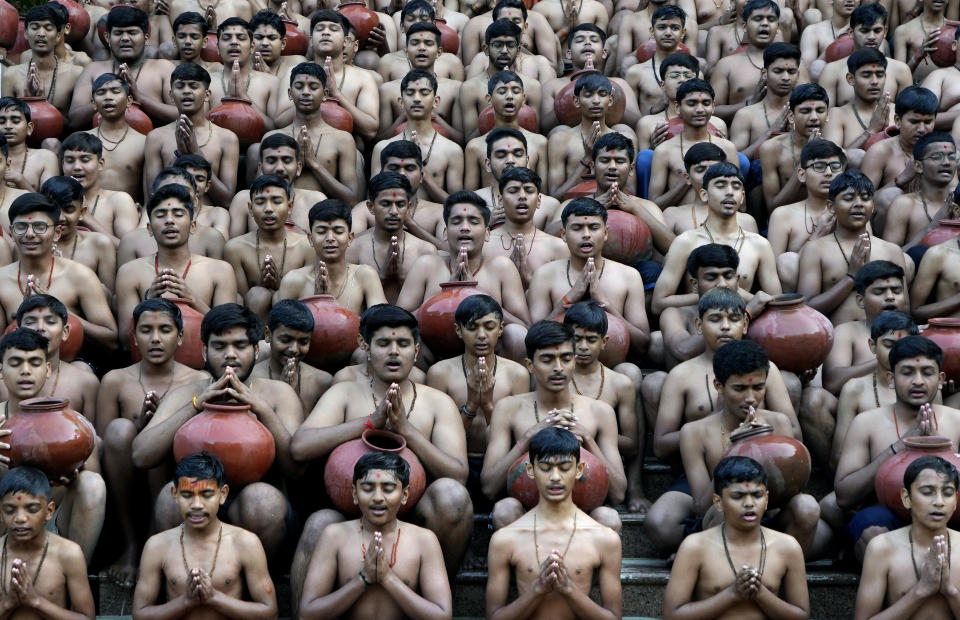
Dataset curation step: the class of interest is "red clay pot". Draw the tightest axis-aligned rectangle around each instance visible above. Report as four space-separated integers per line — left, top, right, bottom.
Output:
282 19 308 56
864 125 899 151
824 34 854 62
324 429 427 516
635 39 689 62
746 294 834 374
201 33 221 63
0 0 18 49
393 120 449 139
875 435 960 523
564 179 597 200
338 0 379 45
4 313 84 362
554 69 627 126
931 21 960 67
21 96 64 147
320 97 353 133
173 400 276 486
602 208 651 264
93 101 153 135
208 97 265 148
922 318 960 383
920 219 960 247
6 397 95 481
435 18 458 54
723 423 811 508
555 309 629 366
9 18 28 57
507 447 609 512
54 0 90 46
300 294 360 371
477 104 538 134
664 116 723 141
128 298 205 369
417 280 484 359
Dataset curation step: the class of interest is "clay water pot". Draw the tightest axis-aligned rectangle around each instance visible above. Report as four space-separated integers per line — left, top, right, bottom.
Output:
201 33 221 63
602 208 651 264
392 120 450 139
554 69 627 126
563 179 597 200
417 281 484 359
477 104 538 134
5 397 95 481
920 219 960 247
54 0 90 46
555 309 629 366
434 18 459 54
931 21 960 67
208 97 265 148
664 115 723 141
875 435 960 523
21 96 64 147
722 423 811 508
0 0 18 49
824 34 854 62
324 429 427 516
320 97 353 133
173 400 276 486
300 294 360 371
507 448 609 512
522 0 537 6
282 19 308 56
9 18 27 57
4 313 84 362
128 298 205 369
922 318 960 383
338 0 379 45
864 125 899 151
745 294 834 374
635 39 689 62
93 101 153 135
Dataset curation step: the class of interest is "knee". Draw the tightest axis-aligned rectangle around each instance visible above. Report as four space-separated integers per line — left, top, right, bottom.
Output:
775 252 798 292
73 470 107 504
801 387 837 422
104 418 136 450
780 371 801 406
846 149 865 171
423 478 472 523
786 493 820 529
590 506 622 533
235 483 286 527
613 362 643 388
298 509 344 547
491 498 524 530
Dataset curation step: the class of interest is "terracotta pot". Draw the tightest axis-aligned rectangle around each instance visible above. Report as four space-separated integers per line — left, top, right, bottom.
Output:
864 125 899 151
338 0 379 45
208 97 265 148
128 298 205 369
173 400 276 485
9 18 27 57
4 313 84 362
201 33 221 63
477 104 538 134
5 397 95 481
392 120 449 139
664 116 723 141
746 294 834 374
320 97 353 133
723 423 811 508
555 309 629 366
434 18 459 54
54 0 90 46
554 69 627 126
0 0 18 49
20 97 64 147
417 280 484 359
282 19 308 56
931 21 960 67
324 429 427 516
93 101 153 135
522 0 537 7
300 294 360 371
875 435 960 523
563 179 597 200
602 208 651 264
635 39 689 62
922 318 960 383
920 219 960 247
507 447 609 512
824 34 854 62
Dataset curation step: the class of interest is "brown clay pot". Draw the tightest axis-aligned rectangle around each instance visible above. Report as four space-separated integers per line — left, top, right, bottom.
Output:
920 219 960 247
931 21 960 67
0 0 18 49
128 298 205 369
635 39 689 62
745 294 834 374
173 400 276 485
324 429 427 516
555 309 629 366
5 397 95 481
300 294 360 371
824 34 854 62
723 423 811 508
922 318 960 383
320 97 353 133
338 0 379 45
664 116 723 141
875 435 960 523
54 0 90 46
554 69 627 126
417 280 484 359
201 33 221 63
282 19 308 56
208 97 265 149
477 104 538 134
434 18 459 54
9 18 28 57
602 208 651 264
93 101 153 135
507 447 609 512
864 125 899 151
20 96 64 147
563 179 597 200
4 313 84 362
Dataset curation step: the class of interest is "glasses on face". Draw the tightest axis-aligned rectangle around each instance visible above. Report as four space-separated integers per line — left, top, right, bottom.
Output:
12 221 50 235
924 152 960 163
490 40 518 51
665 71 697 80
806 161 844 173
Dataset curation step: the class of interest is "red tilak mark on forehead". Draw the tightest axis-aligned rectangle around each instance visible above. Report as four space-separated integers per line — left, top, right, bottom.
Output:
391 192 398 200
391 331 396 335
166 202 172 207
916 359 921 364
16 496 20 502
462 208 467 212
747 378 753 384
265 188 271 194
25 216 32 221
376 473 381 478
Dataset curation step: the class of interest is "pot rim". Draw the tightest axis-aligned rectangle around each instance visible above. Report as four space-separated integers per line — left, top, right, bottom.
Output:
903 435 953 450
439 280 478 289
18 396 71 412
216 96 256 106
767 293 806 307
929 318 960 328
729 422 773 442
934 219 960 228
361 428 407 452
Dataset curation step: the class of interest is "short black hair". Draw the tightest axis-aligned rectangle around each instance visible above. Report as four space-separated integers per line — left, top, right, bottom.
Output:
200 303 264 345
485 127 526 159
713 455 767 495
308 199 353 231
133 298 184 333
713 339 768 384
61 132 102 159
697 286 745 319
651 4 686 26
850 3 887 29
172 153 212 177
569 23 606 44
529 427 581 464
763 42 800 68
171 62 211 88
401 68 438 94
592 132 635 164
381 140 423 168
260 132 300 158
487 70 524 95
249 9 284 35
353 452 411 487
742 0 779 20
267 299 314 333
683 142 726 171
870 311 918 341
493 0 528 20
573 72 612 97
560 197 607 226
290 62 327 87
686 243 739 278
0 467 50 503
702 162 743 189
9 193 60 227
485 18 521 45
676 78 714 102
250 173 291 199
904 456 960 494
889 336 943 372
145 183 194 219
40 176 83 206
173 11 208 35
405 21 441 46
854 260 905 295
368 171 413 201
0 98 30 122
359 304 420 343
25 6 64 31
895 86 938 118
310 9 347 35
524 320 574 359
913 132 955 160
401 0 434 21
659 52 699 80
800 139 846 168
828 170 874 202
106 5 148 33
0 328 48 360
174 451 226 487
15 294 67 327
443 190 491 226
217 16 252 37
151 167 197 196
454 294 503 327
847 47 887 74
562 301 607 336
789 83 829 110
498 166 541 193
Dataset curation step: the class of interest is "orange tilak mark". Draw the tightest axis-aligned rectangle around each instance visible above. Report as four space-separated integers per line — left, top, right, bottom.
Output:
178 478 218 493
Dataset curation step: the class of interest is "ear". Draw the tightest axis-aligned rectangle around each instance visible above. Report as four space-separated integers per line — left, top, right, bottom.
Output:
44 500 55 522
366 200 375 215
886 369 894 389
694 317 702 333
868 337 877 355
352 485 360 505
901 486 912 511
400 485 410 505
61 320 70 344
576 460 585 480
845 72 854 87
797 166 806 184
600 334 609 351
914 158 923 174
524 356 534 374
855 293 864 309
712 492 722 513
713 378 723 392
219 484 229 504
525 460 535 479
263 327 272 342
698 187 709 203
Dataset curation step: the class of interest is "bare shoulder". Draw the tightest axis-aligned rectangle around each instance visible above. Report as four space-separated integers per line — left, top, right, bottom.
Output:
222 522 264 551
415 382 458 407
64 258 102 283
605 259 642 280
48 531 86 564
500 357 529 379
405 232 438 255
760 526 803 556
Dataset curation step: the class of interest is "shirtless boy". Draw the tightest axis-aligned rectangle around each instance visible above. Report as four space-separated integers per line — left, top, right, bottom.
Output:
729 43 800 160
798 0 854 80
485 427 623 620
922 25 960 130
382 2 463 82
475 128 559 226
0 98 58 191
133 452 278 620
623 5 689 114
250 10 308 84
827 49 896 153
172 154 232 240
893 0 951 83
663 455 810 619
82 73 147 201
910 188 960 321
168 12 218 70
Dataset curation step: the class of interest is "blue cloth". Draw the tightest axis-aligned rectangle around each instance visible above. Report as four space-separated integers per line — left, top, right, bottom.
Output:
635 151 751 199
846 504 902 543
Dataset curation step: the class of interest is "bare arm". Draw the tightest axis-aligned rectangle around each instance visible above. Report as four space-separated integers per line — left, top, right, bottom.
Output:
203 533 278 619
133 536 199 620
835 416 894 510
378 532 452 620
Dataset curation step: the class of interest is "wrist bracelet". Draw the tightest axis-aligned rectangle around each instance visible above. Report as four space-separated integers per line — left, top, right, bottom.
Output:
358 569 369 592
890 442 897 454
143 287 151 300
744 308 753 322
192 395 202 411
561 295 572 307
460 404 478 419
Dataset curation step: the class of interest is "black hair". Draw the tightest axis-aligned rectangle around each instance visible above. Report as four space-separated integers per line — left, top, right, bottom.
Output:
659 52 699 80
400 68 438 95
487 69 524 95
0 135 9 159
563 301 607 336
359 304 420 343
106 5 148 33
173 11 208 35
353 452 411 487
260 132 300 158
683 142 726 171
870 311 918 341
290 62 328 87
171 62 211 88
485 18 522 45
0 328 48 360
368 171 413 200
485 127 526 159
847 47 887 74
524 320 574 359
675 78 714 102
133 298 184 333
382 140 423 168
702 162 743 188
592 132 635 164
310 9 347 35
828 169 874 202
174 451 226 486
401 0 435 21
200 303 264 345
713 339 769 384
888 336 943 372
713 455 767 495
573 73 612 97
0 467 50 503
443 191 491 226
405 21 441 46
267 298 315 333
895 86 939 118
40 176 83 206
493 0 528 20
560 197 607 226
145 183 194 219
913 132 955 160
249 173 291 199
686 243 740 278
850 3 887 29
249 9 284 36
742 0 779 20
172 154 212 178
789 83 829 110
697 286 745 318
43 1 68 26
92 72 130 97
60 132 102 160
569 23 606 44
528 427 581 464
308 199 353 231
854 260 905 295
25 6 64 31
217 17 252 37
14 294 67 326
454 294 503 326
498 166 541 193
800 139 847 168
904 456 960 493
652 4 686 26
763 42 800 68
150 166 197 196
0 98 30 122
9 193 60 227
